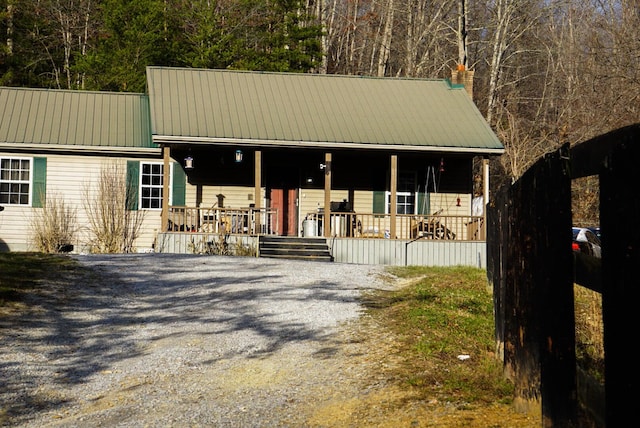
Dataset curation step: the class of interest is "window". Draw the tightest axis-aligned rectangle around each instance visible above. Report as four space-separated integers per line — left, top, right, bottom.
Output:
0 158 31 205
140 162 164 209
386 171 416 214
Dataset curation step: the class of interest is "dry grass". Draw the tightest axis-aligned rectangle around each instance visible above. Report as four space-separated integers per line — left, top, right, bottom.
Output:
30 194 77 253
574 284 605 382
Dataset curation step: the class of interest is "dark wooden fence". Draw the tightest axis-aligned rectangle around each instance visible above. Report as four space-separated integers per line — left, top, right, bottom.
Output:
487 124 639 427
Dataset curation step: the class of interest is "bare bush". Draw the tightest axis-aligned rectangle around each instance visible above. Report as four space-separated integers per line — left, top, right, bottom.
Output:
83 162 145 253
30 193 78 253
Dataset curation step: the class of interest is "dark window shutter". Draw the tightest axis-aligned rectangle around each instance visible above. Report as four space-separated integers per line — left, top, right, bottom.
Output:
373 191 385 214
172 163 186 206
417 192 430 214
126 160 140 211
32 157 47 208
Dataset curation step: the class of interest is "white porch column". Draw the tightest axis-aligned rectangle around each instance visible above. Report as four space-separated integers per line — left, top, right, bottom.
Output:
323 152 332 237
254 150 262 233
390 155 398 239
161 145 170 232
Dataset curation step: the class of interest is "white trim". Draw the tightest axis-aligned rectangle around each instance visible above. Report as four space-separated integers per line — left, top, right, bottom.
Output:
139 161 172 210
0 156 33 206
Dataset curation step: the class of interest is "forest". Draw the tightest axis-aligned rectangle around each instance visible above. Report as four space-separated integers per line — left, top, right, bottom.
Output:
1 0 639 215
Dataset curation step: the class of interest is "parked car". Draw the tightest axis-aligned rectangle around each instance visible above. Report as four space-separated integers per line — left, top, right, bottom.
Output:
572 227 602 258
587 226 601 241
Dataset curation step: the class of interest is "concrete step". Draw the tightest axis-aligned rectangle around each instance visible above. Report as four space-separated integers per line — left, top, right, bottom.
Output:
258 236 333 262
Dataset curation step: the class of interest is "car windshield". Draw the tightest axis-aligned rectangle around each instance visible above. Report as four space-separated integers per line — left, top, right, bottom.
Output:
572 228 580 240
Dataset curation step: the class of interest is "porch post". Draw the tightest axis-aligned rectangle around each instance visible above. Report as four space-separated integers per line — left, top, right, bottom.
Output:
254 150 262 233
390 155 397 239
483 157 489 237
161 145 170 232
323 152 332 237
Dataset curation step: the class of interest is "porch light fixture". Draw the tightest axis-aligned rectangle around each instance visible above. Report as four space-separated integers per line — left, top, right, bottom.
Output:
235 149 243 163
184 155 194 170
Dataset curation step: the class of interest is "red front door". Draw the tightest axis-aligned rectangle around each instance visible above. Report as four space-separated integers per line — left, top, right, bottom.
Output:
270 188 298 236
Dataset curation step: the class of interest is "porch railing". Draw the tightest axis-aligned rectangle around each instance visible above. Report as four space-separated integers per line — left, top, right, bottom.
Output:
166 206 485 241
167 206 279 235
304 211 486 241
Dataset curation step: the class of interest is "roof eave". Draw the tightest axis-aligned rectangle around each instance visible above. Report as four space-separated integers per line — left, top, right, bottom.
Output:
152 135 505 156
0 142 160 156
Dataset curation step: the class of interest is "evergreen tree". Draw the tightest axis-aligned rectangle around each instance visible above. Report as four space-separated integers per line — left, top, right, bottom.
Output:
77 0 169 92
177 0 322 72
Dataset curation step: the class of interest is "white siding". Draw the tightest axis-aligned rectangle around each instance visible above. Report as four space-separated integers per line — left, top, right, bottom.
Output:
186 185 263 210
0 153 163 252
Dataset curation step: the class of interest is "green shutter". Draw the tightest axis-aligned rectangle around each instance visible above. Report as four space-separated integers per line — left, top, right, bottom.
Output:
373 191 385 214
126 160 140 211
417 192 429 214
32 157 47 208
172 163 186 206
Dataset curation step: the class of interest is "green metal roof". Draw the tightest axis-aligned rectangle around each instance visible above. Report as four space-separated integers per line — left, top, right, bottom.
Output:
0 87 154 152
147 67 504 155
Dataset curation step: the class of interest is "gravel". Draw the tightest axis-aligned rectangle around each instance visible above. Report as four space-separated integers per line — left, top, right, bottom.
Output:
0 253 394 427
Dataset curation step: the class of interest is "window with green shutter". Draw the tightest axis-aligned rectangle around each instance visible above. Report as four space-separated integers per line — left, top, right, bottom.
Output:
128 161 184 210
0 157 46 207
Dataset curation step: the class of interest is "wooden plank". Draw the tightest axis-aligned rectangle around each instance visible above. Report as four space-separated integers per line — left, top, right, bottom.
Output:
600 139 638 426
496 145 577 425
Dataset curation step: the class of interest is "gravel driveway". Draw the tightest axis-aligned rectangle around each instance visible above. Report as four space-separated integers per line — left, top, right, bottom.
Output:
1 254 393 427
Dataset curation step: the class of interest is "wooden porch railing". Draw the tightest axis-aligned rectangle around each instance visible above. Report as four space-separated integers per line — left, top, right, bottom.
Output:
167 206 279 235
166 206 485 241
304 211 486 241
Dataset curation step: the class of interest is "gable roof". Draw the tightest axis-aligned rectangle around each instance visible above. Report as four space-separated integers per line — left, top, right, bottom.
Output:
146 67 504 155
0 87 155 154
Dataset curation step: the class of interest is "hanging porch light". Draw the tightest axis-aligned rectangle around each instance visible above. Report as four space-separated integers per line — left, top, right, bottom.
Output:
184 155 194 170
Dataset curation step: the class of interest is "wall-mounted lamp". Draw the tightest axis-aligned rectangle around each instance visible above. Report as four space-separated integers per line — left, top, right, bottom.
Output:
319 163 327 170
439 158 445 173
235 149 243 163
456 197 461 207
184 155 194 170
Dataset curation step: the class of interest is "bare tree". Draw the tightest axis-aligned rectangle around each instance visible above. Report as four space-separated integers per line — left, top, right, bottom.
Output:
83 162 145 254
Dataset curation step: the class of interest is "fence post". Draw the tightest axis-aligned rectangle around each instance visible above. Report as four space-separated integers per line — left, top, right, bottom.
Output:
489 145 577 425
600 138 639 426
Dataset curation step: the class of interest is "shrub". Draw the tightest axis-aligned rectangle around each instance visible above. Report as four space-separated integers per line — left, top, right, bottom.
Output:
31 194 77 253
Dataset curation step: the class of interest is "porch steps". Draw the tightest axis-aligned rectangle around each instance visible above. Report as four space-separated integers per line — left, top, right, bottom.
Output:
258 236 333 262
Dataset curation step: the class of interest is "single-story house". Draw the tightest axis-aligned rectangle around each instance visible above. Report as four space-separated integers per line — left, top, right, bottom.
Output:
0 66 503 266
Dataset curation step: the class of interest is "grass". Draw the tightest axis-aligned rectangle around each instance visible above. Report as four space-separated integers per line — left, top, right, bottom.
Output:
574 284 605 382
0 252 81 309
363 265 605 409
363 265 514 407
